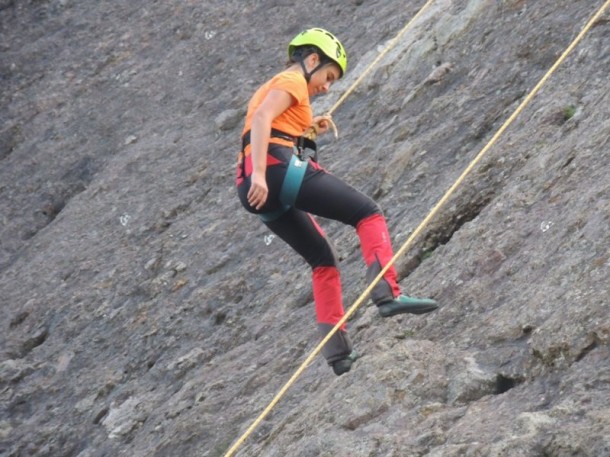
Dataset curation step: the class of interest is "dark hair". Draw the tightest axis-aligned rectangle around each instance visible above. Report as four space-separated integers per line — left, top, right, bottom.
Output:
286 45 331 67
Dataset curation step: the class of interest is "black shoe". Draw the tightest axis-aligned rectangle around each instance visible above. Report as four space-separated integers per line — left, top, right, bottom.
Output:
377 295 438 317
331 351 359 376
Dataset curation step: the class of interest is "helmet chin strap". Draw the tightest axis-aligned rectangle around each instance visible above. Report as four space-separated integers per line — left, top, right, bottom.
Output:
299 58 326 83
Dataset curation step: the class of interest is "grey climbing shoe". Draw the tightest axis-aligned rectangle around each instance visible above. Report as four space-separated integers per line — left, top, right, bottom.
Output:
331 350 359 376
377 295 438 317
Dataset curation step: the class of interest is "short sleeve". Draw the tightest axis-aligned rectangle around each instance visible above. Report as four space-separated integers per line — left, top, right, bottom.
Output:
269 72 308 105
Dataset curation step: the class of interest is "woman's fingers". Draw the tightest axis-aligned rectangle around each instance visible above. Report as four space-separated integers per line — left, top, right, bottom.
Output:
311 115 338 139
248 182 268 210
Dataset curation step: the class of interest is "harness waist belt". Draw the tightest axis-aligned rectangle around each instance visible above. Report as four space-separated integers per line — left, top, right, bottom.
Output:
241 128 317 155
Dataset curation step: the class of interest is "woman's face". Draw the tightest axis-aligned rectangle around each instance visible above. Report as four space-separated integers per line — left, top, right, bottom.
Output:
304 54 341 96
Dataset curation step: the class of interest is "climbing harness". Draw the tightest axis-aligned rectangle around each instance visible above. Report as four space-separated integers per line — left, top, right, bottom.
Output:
240 128 316 221
241 128 318 162
224 0 610 455
238 118 335 223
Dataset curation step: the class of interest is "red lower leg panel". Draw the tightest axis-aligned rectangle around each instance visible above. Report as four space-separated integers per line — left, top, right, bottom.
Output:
312 266 346 330
356 213 401 297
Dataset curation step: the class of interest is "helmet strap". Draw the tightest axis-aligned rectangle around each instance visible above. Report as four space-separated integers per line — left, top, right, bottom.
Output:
299 59 326 83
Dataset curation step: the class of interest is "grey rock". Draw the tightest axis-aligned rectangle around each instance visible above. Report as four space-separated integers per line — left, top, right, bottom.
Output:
101 396 149 439
447 355 498 404
215 108 243 131
0 359 33 383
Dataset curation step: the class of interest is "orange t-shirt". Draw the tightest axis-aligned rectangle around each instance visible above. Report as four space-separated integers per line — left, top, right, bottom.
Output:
241 71 312 150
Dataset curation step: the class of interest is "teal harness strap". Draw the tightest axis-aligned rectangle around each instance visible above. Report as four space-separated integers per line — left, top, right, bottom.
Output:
259 153 308 222
281 154 307 205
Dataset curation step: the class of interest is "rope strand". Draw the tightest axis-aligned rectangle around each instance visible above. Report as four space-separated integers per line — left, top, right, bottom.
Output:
327 0 435 116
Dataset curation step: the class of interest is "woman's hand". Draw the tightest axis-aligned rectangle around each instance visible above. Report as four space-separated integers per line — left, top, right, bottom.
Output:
311 115 332 135
305 114 338 140
247 172 268 210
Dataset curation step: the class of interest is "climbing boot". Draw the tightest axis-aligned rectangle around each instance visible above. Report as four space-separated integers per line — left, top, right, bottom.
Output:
331 350 359 376
377 295 438 317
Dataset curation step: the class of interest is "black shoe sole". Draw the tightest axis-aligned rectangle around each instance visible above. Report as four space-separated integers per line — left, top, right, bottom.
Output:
378 302 439 317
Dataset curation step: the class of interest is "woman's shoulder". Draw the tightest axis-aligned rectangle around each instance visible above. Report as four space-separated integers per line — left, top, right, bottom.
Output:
268 71 307 101
269 70 305 86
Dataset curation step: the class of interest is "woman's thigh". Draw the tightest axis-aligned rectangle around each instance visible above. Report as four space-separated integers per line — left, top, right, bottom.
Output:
296 167 379 227
264 207 338 268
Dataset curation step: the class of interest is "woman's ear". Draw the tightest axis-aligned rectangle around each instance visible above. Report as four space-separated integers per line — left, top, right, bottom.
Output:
305 52 320 70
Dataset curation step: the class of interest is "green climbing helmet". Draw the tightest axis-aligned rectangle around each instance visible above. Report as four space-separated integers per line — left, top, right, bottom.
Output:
288 28 347 78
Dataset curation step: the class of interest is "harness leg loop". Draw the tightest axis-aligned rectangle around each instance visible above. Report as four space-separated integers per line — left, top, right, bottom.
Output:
259 154 308 222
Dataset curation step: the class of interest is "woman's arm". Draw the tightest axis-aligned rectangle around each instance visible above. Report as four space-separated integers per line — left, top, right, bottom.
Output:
247 89 294 210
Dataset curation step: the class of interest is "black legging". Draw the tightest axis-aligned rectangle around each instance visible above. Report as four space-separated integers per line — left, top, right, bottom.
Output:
237 144 380 268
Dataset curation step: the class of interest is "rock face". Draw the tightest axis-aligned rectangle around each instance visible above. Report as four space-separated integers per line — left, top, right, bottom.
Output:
1 0 609 456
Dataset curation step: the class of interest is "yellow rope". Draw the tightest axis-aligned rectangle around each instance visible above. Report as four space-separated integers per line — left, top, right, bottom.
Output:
223 1 609 455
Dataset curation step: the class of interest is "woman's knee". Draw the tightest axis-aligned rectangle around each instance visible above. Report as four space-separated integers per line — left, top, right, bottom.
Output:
350 198 382 226
305 238 340 269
